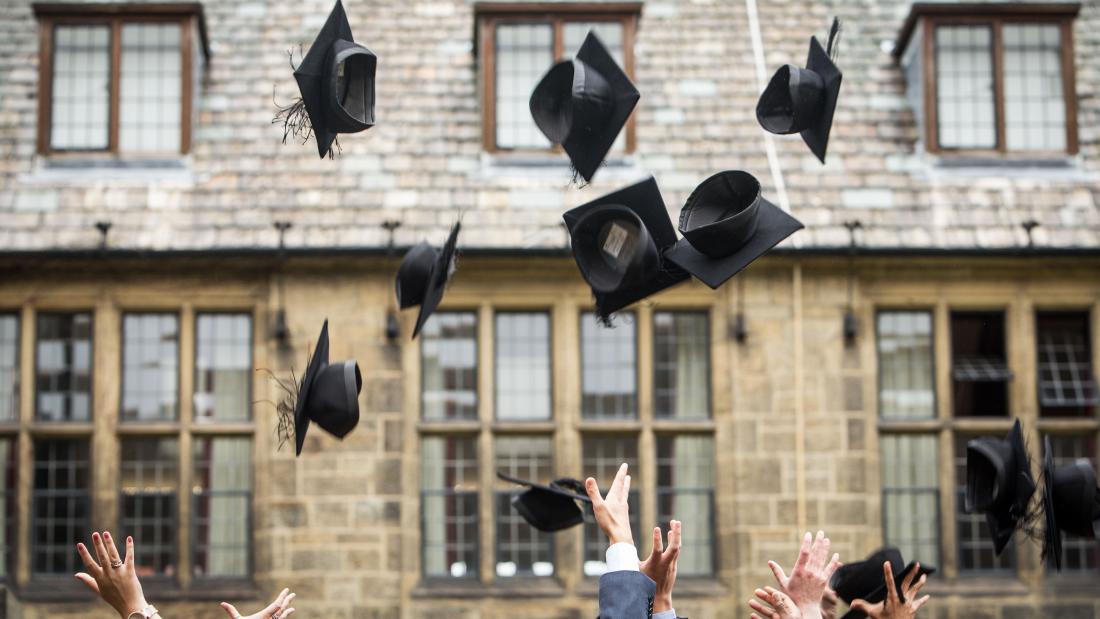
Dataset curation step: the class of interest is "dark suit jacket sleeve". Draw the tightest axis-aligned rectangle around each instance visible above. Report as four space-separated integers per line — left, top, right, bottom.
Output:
597 570 656 619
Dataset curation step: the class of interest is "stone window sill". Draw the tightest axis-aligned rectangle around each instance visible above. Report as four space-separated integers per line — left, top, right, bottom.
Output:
924 576 1030 597
924 154 1093 181
15 578 259 603
19 156 196 187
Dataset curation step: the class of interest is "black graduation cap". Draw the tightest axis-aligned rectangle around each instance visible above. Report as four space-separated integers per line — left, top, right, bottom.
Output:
562 177 689 320
665 170 803 289
530 31 640 183
497 472 593 532
965 419 1037 554
395 222 460 339
830 548 935 619
294 320 362 456
291 0 377 158
1041 436 1100 570
756 18 842 164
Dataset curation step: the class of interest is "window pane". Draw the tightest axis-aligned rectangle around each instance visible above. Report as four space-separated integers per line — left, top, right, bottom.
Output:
582 435 639 576
495 312 551 421
877 311 935 420
32 439 90 576
421 313 478 421
951 311 1010 417
581 313 637 420
122 314 179 422
121 438 179 578
935 25 996 149
657 435 714 576
880 434 940 566
0 315 18 423
119 23 182 153
495 436 554 578
1004 23 1067 152
1037 312 1097 418
955 435 1016 574
36 313 93 422
654 312 709 419
421 436 479 579
194 314 252 422
50 25 110 150
192 437 251 579
494 23 552 149
0 439 15 579
1044 434 1099 572
562 22 627 155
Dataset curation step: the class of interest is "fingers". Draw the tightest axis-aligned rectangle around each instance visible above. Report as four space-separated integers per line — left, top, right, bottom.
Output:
767 560 788 588
220 602 241 618
584 478 606 510
793 531 812 571
909 573 927 599
748 597 776 618
809 530 829 570
103 531 123 566
650 527 664 557
900 562 918 593
883 561 900 607
912 594 930 611
622 474 631 500
610 463 628 500
125 535 135 566
667 520 682 557
272 587 290 608
282 609 296 618
90 532 111 568
74 572 100 594
76 542 101 573
824 552 842 580
849 599 872 613
281 592 297 615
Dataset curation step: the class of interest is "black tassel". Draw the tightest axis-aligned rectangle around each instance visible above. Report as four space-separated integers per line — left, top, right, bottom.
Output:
826 17 842 61
272 48 341 159
258 358 309 452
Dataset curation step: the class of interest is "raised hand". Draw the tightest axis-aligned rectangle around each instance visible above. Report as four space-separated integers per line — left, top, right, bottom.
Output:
640 520 681 613
849 562 929 619
585 462 634 546
768 531 842 618
749 586 803 619
74 531 153 618
220 587 297 619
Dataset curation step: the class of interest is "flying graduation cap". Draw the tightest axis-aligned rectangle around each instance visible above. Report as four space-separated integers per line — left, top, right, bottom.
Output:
756 18 842 164
530 31 640 183
292 320 362 456
497 472 593 532
1041 436 1100 570
965 419 1037 555
395 222 460 339
286 0 377 158
830 548 936 619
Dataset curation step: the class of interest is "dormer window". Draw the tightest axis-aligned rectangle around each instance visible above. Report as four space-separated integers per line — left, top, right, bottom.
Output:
894 3 1079 156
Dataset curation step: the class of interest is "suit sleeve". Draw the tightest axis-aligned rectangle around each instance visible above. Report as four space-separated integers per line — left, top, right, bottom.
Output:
598 570 656 619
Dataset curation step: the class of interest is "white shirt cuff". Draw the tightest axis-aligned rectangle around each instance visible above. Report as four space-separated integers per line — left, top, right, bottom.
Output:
653 611 677 619
605 542 640 572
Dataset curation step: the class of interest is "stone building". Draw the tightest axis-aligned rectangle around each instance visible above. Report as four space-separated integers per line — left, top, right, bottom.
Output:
0 0 1099 616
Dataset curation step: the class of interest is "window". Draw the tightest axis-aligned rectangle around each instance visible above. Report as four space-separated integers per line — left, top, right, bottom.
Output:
32 439 91 576
422 313 478 422
0 439 15 579
0 315 18 423
34 4 207 156
121 438 178 578
581 312 637 420
657 435 714 576
36 312 93 422
477 5 639 153
877 311 935 420
192 437 251 580
494 436 554 578
581 435 639 576
951 311 1010 417
194 313 252 422
653 312 710 420
1036 312 1097 418
880 435 940 566
895 5 1078 155
495 312 551 421
122 313 179 422
421 436 479 579
1043 434 1099 572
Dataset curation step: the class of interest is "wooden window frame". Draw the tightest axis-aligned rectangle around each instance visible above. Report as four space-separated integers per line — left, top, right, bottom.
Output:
33 3 209 158
475 3 642 155
914 4 1080 156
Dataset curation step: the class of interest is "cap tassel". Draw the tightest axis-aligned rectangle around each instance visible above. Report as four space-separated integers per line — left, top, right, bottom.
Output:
258 361 308 452
272 49 341 159
826 17 842 61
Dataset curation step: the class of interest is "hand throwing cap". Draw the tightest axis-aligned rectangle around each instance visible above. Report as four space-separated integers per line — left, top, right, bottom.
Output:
665 171 803 289
563 177 688 319
294 320 362 456
530 31 640 183
1041 436 1100 570
756 18 842 163
965 419 1037 554
292 0 377 158
396 222 461 339
830 548 936 619
497 472 593 532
